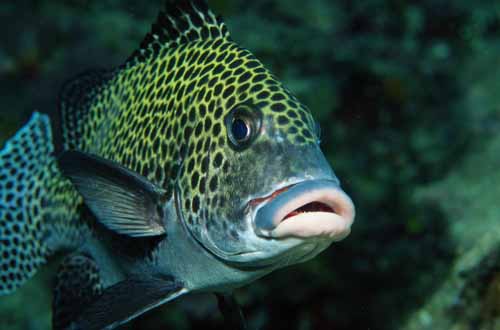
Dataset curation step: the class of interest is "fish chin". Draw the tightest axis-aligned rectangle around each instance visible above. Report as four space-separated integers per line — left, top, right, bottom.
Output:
225 178 355 267
196 212 342 270
177 179 354 269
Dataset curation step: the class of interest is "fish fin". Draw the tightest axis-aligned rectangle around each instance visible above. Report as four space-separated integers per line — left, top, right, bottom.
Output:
69 275 185 330
59 69 114 150
59 151 167 238
0 113 58 294
216 293 248 330
52 254 103 330
126 0 230 65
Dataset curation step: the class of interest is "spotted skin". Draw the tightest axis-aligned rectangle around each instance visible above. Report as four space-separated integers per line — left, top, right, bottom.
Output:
0 113 83 294
60 2 318 251
1 0 320 305
52 254 103 330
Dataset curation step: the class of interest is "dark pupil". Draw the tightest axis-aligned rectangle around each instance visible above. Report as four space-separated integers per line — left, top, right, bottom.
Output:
232 118 249 141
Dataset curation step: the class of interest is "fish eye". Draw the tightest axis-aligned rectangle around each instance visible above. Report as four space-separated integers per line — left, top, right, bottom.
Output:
231 117 251 142
225 104 262 150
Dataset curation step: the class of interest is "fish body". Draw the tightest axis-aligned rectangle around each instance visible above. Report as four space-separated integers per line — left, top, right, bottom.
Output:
0 1 355 329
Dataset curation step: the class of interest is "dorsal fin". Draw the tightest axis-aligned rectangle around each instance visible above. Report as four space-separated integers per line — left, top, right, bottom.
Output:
59 69 114 150
126 0 230 65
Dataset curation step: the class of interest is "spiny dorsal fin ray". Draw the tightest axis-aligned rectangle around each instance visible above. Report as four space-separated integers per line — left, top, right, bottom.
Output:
127 0 230 65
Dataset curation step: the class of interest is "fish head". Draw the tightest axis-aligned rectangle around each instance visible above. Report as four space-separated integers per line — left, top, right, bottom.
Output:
175 41 355 269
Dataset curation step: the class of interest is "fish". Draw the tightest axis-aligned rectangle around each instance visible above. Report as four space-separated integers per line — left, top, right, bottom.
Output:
0 1 355 329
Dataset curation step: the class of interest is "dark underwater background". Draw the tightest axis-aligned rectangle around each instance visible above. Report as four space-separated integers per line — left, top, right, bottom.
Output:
1 0 499 329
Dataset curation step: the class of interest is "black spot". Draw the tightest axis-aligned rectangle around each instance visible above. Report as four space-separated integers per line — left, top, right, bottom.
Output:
213 153 223 168
277 115 290 125
294 119 304 128
187 159 195 173
223 86 235 99
189 107 197 122
200 63 215 77
246 60 260 68
272 93 286 101
183 126 193 140
191 172 199 189
213 64 225 75
190 50 201 64
257 91 270 100
178 51 187 66
250 84 264 94
238 72 251 83
255 101 269 109
295 135 306 144
205 51 216 64
197 75 209 88
221 70 231 80
204 89 213 103
196 139 204 153
174 67 186 81
226 53 235 63
201 156 209 173
302 129 313 139
186 81 196 94
199 104 207 117
226 96 236 110
167 57 177 71
209 177 218 192
201 27 210 39
214 107 223 119
199 177 206 194
229 59 243 69
177 85 187 102
271 103 286 112
210 26 220 39
237 83 250 95
214 83 223 96
195 122 203 136
252 74 266 83
234 67 245 77
288 126 298 134
204 117 212 131
209 76 218 87
180 113 188 127
212 123 221 136
287 110 298 118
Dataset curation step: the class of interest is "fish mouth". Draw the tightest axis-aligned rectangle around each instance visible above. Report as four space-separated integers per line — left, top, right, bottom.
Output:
249 179 355 240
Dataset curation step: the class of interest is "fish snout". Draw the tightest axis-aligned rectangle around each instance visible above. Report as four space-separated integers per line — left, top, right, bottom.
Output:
252 180 355 241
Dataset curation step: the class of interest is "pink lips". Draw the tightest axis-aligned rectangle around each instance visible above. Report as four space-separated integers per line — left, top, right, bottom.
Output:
250 180 355 240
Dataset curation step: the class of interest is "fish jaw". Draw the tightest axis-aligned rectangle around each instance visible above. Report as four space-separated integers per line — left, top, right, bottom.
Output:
251 179 355 241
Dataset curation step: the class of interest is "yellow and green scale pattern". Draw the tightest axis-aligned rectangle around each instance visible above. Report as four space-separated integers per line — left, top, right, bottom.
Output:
0 0 320 293
61 1 318 236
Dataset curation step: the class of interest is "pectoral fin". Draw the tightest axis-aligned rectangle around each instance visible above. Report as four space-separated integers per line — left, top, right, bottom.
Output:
59 151 167 237
69 275 186 330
